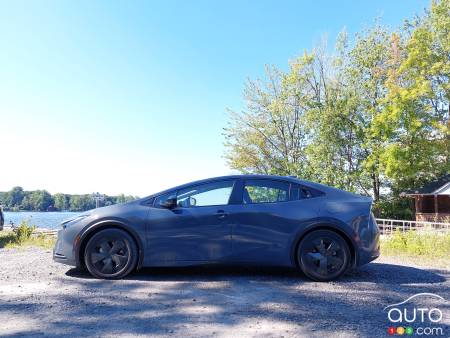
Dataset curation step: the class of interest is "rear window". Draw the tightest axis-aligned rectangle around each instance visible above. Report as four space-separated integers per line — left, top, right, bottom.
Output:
290 184 324 200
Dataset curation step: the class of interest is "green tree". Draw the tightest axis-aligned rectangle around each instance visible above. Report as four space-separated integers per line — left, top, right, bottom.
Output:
0 189 139 211
224 63 309 177
54 193 69 211
69 195 95 211
299 37 373 194
224 32 391 199
27 190 54 211
224 0 449 210
339 25 393 201
69 195 82 211
375 0 450 192
20 194 32 210
5 186 25 208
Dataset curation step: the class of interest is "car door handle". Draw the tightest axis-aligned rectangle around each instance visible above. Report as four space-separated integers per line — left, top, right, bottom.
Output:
216 210 228 219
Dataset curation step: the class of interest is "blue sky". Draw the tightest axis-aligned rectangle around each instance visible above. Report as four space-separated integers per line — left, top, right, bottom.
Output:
0 0 429 196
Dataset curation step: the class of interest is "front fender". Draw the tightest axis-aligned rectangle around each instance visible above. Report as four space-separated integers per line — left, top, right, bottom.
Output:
74 218 145 269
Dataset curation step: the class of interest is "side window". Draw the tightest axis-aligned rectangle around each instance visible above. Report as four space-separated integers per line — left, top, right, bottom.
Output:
154 191 176 208
290 185 300 200
290 184 324 200
177 180 235 208
243 179 289 204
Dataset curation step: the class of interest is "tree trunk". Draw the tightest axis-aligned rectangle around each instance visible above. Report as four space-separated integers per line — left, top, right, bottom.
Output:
371 172 380 202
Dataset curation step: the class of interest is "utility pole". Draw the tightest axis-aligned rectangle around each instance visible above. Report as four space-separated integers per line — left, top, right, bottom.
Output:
92 192 105 209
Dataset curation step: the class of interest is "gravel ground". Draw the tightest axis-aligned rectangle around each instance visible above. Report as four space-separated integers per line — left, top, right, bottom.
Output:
0 247 449 338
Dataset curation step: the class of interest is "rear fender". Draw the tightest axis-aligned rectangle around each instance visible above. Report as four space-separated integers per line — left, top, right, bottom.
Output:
289 218 359 268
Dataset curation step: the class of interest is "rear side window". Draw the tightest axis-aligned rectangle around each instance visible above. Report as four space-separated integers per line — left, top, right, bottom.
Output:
243 179 289 204
290 184 324 200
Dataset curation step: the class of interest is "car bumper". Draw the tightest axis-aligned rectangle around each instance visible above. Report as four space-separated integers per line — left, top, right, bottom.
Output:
351 212 381 266
356 231 380 266
359 246 380 265
53 229 77 266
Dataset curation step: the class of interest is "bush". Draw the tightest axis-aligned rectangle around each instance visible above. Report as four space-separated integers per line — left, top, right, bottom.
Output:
1 220 55 249
0 232 16 248
372 197 415 220
14 220 36 244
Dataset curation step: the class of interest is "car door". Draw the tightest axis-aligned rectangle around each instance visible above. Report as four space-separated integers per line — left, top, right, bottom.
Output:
231 179 316 265
145 180 236 264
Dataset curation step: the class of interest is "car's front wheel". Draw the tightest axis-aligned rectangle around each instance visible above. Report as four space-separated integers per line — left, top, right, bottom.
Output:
297 229 350 282
84 228 138 279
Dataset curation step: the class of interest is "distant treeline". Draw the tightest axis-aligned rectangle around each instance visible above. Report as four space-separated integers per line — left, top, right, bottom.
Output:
0 186 138 212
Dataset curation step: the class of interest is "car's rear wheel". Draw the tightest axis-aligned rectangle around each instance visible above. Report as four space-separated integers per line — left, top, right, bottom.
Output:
297 229 350 282
84 228 138 279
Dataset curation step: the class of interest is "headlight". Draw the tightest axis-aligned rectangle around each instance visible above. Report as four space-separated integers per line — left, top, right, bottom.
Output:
61 215 89 229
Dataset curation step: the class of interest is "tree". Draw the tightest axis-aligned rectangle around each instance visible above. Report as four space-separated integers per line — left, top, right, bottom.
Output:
28 190 54 211
300 38 371 194
224 31 392 199
54 193 69 211
224 64 309 177
0 189 138 211
5 186 25 208
69 195 95 211
335 25 393 201
375 0 450 192
224 0 449 209
20 194 32 210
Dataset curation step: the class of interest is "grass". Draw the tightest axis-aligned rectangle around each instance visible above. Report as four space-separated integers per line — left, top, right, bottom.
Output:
380 230 450 268
0 220 56 249
0 232 56 249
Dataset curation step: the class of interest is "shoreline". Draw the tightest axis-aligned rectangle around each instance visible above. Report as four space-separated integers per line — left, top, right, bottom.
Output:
2 211 80 229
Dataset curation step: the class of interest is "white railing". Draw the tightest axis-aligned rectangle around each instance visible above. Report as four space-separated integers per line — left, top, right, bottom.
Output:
376 218 450 235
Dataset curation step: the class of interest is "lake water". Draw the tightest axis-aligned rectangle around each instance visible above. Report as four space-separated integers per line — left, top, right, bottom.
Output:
3 211 82 229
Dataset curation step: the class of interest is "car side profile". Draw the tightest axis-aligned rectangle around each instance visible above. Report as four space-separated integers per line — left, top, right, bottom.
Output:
53 175 380 281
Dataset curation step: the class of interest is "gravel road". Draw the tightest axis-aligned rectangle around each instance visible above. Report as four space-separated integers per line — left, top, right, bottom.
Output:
0 247 449 338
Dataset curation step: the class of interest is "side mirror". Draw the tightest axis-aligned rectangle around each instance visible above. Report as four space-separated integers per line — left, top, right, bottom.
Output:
188 197 197 207
161 197 177 209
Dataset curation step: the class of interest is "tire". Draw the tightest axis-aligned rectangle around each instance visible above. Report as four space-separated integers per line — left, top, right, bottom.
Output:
297 229 350 282
84 228 138 279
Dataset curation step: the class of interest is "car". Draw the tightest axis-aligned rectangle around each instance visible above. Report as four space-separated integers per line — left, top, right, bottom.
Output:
53 175 380 281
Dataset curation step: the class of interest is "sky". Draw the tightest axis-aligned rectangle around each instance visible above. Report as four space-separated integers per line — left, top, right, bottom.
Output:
0 0 430 196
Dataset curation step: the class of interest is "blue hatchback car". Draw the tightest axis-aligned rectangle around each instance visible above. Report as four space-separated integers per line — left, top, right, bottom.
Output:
54 175 380 281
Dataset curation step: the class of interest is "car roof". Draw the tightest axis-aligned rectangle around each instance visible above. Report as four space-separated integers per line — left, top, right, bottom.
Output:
144 174 322 199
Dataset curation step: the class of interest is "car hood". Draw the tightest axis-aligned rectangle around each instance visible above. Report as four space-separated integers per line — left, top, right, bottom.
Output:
82 199 142 219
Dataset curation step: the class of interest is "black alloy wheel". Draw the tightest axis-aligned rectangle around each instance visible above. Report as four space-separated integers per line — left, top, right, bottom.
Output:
84 228 138 279
297 229 350 282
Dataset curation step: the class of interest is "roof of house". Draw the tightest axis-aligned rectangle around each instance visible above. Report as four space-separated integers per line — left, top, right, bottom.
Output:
403 173 450 195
